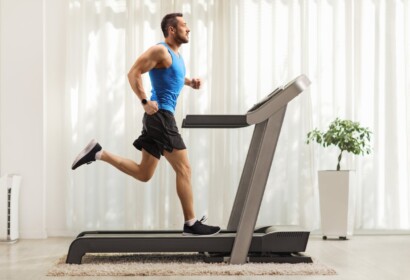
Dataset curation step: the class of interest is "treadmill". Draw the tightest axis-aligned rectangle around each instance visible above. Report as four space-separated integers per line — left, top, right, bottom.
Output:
66 74 312 265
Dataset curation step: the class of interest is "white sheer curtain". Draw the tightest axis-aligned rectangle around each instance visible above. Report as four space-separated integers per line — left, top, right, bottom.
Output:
64 0 410 233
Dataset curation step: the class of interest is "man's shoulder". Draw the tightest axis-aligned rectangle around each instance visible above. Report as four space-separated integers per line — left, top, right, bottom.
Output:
149 44 169 56
139 43 171 68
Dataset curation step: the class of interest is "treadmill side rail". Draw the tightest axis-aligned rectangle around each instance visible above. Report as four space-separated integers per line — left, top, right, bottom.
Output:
66 229 310 264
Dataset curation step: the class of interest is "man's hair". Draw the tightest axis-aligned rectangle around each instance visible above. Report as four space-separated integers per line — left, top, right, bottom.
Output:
161 13 183 37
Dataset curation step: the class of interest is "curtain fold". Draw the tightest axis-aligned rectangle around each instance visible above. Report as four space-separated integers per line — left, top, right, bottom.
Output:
64 0 410 232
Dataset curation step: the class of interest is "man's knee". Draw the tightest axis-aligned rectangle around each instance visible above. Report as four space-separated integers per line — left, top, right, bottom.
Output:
139 175 152 183
133 164 156 182
136 151 159 182
135 171 154 182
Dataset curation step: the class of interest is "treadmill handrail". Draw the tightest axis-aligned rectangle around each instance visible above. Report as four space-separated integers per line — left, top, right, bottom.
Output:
182 114 248 128
181 75 311 129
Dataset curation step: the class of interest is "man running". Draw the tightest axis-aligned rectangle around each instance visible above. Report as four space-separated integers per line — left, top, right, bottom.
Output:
71 13 220 236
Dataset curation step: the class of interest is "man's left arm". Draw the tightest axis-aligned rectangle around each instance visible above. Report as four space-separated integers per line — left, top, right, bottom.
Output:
185 77 201 89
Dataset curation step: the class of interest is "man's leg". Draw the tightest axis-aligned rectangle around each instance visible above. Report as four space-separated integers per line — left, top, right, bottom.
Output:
163 149 195 221
164 148 221 236
71 138 159 182
101 149 159 182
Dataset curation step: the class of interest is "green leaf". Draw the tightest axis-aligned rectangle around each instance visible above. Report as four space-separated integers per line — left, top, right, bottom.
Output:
306 118 372 170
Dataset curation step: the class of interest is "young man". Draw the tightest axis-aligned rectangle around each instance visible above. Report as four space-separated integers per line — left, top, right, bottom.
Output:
71 13 220 236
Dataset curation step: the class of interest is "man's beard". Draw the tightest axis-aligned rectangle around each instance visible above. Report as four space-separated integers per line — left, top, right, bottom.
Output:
175 32 189 44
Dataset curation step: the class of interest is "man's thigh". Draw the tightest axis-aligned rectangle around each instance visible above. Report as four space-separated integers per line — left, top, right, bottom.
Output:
140 148 160 175
164 149 190 172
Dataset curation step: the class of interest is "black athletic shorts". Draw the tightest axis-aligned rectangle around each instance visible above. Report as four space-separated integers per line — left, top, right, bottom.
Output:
133 109 186 159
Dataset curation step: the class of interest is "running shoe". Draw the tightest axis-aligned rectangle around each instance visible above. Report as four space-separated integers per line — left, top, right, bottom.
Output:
183 216 221 236
71 139 102 170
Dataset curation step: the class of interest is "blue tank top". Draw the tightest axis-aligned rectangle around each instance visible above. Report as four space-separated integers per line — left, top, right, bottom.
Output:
149 42 186 114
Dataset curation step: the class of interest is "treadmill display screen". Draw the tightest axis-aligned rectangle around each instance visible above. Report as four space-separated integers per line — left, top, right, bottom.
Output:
247 86 283 112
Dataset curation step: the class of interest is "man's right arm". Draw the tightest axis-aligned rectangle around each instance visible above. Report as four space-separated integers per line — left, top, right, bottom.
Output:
127 45 167 114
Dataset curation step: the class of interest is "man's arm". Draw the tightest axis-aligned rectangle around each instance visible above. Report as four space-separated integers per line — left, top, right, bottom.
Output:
127 45 168 114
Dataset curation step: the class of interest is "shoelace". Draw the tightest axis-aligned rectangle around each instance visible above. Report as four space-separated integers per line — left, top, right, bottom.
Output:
199 215 208 224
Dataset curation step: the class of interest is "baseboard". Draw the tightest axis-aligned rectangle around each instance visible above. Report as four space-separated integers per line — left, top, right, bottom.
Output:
19 229 77 239
46 229 77 237
19 229 48 239
310 229 410 236
353 229 410 235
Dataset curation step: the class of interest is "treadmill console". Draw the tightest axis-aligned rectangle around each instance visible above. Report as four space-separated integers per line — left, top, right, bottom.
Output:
247 86 284 112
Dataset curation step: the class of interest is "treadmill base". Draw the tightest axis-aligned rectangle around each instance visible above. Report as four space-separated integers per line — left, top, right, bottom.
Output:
204 252 313 264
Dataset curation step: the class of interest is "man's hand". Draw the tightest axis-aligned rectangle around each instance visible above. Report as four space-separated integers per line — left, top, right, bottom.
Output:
143 100 159 115
185 78 202 89
191 78 201 89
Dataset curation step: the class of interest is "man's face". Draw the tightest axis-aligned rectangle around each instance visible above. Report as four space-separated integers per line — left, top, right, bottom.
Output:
172 17 190 44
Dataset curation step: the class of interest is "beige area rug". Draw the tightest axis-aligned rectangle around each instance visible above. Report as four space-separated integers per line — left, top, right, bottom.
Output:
47 253 336 276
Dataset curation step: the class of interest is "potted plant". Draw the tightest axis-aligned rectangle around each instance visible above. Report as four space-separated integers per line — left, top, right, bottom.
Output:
307 118 371 240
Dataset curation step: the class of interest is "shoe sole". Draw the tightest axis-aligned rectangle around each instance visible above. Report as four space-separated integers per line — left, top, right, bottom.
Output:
182 229 221 237
71 139 98 169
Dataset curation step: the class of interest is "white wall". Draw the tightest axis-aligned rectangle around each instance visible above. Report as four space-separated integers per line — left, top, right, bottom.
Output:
44 0 68 237
0 0 68 238
0 0 46 238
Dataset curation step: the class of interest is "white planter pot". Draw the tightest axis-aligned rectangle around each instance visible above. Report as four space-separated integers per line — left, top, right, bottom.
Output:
318 170 355 240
